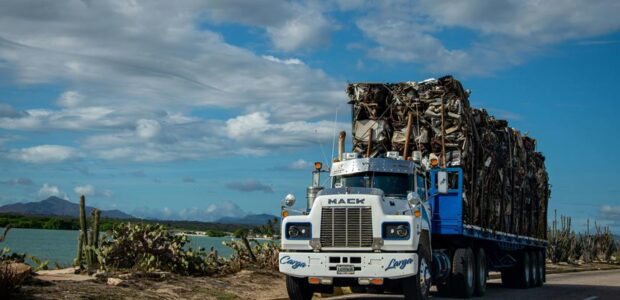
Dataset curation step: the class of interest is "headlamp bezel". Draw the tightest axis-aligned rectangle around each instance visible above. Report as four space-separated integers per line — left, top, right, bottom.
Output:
285 222 312 240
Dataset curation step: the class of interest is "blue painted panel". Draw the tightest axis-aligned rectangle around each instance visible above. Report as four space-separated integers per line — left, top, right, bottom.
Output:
428 167 548 248
429 168 463 235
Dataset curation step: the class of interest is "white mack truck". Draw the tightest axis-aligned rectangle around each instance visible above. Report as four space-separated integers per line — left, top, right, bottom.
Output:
279 147 546 300
279 78 548 300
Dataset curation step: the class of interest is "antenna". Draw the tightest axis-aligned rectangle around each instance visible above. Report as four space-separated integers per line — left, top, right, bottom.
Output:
330 105 339 162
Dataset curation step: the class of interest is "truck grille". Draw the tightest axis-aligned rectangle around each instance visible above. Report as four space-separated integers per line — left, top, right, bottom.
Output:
320 207 373 248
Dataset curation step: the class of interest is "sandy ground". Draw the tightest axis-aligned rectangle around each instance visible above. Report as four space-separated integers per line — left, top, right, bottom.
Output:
15 269 287 300
12 263 620 300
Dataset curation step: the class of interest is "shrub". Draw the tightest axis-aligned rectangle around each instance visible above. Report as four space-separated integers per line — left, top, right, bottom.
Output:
0 263 24 298
98 223 214 275
98 222 281 276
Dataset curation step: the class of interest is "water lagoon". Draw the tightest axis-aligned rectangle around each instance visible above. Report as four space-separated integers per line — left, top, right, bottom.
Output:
1 228 240 267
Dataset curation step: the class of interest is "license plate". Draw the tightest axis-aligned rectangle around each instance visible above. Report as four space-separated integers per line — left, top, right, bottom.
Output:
336 265 355 274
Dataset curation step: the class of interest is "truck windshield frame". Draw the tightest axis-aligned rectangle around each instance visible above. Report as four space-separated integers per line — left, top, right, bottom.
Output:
333 172 414 197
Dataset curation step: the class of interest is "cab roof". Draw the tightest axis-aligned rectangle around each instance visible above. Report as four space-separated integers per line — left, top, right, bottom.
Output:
330 157 420 177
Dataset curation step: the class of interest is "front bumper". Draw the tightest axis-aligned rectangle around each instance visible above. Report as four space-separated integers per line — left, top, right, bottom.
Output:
279 252 417 280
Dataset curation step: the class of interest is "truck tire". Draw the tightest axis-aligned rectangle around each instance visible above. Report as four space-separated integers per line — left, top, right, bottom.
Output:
402 243 431 300
534 251 544 287
451 248 475 298
530 251 539 287
541 250 547 283
517 252 531 289
286 275 314 300
473 248 487 296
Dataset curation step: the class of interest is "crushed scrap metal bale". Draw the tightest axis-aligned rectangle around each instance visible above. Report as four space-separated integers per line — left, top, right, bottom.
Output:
347 76 550 239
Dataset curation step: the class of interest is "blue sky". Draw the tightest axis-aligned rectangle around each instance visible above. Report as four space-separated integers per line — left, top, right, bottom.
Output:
0 0 619 232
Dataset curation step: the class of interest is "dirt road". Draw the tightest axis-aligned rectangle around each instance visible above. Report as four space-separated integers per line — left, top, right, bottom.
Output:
327 269 620 300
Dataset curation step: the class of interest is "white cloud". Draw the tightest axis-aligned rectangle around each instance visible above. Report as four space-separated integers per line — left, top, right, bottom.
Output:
600 205 620 219
98 189 114 197
225 112 346 155
74 184 95 197
0 1 345 162
57 90 83 108
38 183 68 200
288 159 310 170
8 145 76 163
600 205 620 229
262 55 304 65
267 10 333 51
204 0 335 51
135 119 161 139
349 0 620 75
417 0 620 42
73 184 113 197
0 177 33 186
132 200 246 222
226 179 274 193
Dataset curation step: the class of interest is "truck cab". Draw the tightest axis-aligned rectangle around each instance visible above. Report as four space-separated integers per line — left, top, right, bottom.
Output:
279 152 433 300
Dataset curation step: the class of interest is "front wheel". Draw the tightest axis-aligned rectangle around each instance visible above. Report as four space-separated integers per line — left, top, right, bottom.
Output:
402 243 431 300
286 275 314 300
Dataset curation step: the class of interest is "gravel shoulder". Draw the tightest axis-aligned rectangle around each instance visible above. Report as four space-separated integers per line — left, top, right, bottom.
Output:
15 269 287 300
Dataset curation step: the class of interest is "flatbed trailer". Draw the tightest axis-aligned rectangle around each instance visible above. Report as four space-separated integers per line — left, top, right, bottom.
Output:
428 167 548 296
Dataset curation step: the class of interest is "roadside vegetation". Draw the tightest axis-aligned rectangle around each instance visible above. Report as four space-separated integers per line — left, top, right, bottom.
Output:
66 195 279 276
547 212 618 264
96 222 279 276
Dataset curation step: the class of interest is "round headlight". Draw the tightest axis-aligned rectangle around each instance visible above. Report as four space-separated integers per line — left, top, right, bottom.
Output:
288 226 300 238
396 225 408 237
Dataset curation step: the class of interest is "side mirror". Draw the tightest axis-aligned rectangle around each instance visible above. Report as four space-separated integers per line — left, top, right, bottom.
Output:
437 171 448 194
283 194 296 207
407 192 422 206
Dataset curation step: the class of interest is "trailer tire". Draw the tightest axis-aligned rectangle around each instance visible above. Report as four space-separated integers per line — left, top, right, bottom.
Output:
451 248 475 298
534 251 544 287
543 250 547 283
530 251 539 287
474 248 487 296
286 275 314 300
517 252 531 289
402 243 431 300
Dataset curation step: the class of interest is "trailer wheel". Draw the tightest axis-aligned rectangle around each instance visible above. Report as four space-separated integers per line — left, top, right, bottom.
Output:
474 248 487 296
402 243 431 300
534 251 544 287
517 252 531 288
541 249 546 283
286 275 314 300
451 248 475 298
530 251 539 287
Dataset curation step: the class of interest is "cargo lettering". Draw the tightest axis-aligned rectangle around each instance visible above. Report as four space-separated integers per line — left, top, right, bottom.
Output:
385 258 414 271
280 256 307 269
327 198 365 205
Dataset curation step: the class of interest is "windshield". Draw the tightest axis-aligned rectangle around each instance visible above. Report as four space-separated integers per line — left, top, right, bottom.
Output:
333 172 413 197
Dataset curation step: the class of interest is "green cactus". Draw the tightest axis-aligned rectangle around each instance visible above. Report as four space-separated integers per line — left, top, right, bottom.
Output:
74 195 103 270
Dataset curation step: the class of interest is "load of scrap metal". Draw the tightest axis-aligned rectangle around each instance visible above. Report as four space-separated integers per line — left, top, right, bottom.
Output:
346 76 550 239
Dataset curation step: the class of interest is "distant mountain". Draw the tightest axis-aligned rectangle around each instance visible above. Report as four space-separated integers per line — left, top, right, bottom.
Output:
217 213 278 225
0 196 133 219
